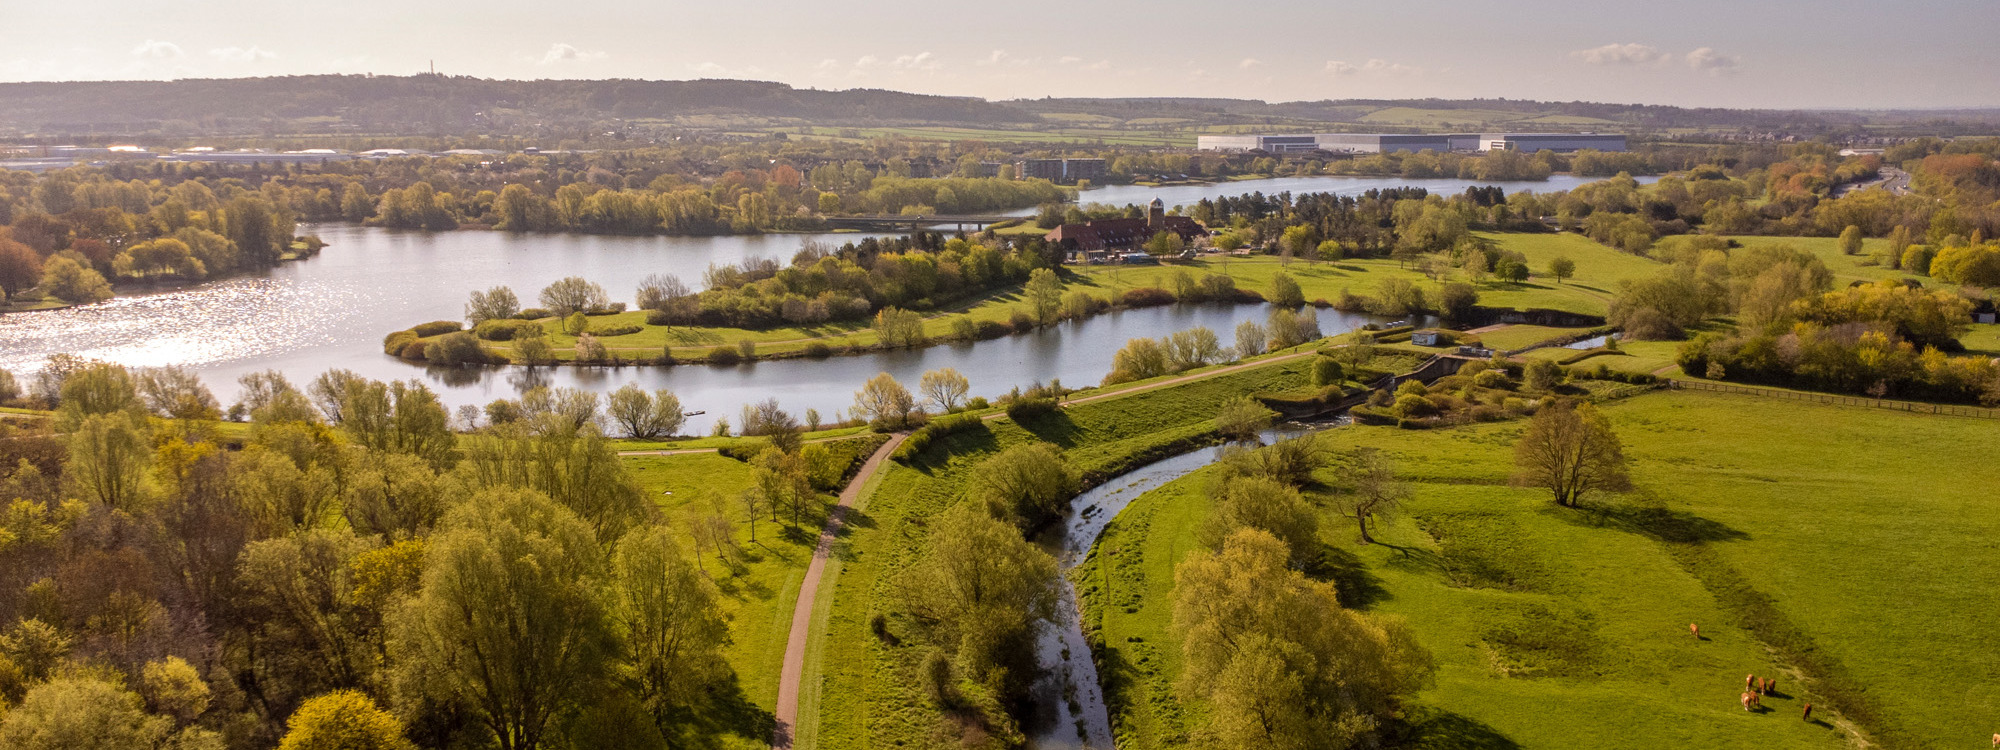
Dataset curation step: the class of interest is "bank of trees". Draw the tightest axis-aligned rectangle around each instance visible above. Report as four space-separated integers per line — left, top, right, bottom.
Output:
0 358 738 750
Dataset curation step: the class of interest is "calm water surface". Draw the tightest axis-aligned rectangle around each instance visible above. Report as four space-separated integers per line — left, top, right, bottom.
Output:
0 175 1614 430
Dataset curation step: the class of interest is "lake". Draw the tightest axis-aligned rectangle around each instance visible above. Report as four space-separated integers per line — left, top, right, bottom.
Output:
0 174 1614 431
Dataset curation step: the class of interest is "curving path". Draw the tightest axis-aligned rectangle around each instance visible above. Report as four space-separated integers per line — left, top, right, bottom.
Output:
771 431 908 750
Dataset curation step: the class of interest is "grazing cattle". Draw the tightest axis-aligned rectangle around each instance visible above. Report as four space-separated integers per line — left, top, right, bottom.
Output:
1741 692 1756 712
1802 703 1812 721
1764 677 1776 694
1690 623 1700 638
1990 733 1997 748
1745 673 1756 691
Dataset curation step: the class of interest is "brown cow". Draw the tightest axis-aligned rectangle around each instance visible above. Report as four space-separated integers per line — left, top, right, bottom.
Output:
1741 692 1756 712
1764 677 1776 694
1745 673 1757 691
1802 703 1812 721
1690 623 1700 638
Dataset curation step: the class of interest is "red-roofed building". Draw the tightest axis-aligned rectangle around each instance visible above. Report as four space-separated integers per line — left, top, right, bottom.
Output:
1045 198 1206 260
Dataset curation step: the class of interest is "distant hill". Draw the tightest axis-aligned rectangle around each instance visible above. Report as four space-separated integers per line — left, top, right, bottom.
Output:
2 76 1996 140
0 76 1035 137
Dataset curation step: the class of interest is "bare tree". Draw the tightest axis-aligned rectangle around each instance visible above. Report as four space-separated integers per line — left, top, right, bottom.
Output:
1338 448 1409 544
1512 400 1630 507
918 368 970 412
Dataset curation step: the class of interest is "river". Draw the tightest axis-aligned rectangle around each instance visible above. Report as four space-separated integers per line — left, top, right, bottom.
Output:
0 174 1613 432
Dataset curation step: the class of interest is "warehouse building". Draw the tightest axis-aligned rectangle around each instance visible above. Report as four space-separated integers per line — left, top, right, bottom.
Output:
1477 133 1626 153
1015 158 1106 184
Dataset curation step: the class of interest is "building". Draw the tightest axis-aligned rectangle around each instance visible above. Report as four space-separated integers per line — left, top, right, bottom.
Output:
1045 198 1206 259
1015 158 1107 185
1477 133 1625 153
1198 132 1626 154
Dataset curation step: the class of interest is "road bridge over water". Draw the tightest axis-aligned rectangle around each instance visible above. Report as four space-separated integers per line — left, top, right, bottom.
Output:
821 214 1019 232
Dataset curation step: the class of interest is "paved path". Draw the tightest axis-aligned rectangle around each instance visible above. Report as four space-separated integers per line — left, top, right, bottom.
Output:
771 431 908 750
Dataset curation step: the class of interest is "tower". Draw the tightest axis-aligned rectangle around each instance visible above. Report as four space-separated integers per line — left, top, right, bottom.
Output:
1147 198 1165 232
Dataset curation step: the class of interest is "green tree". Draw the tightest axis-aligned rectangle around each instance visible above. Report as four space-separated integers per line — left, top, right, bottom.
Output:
540 277 609 316
466 286 521 324
1105 337 1170 384
1336 449 1408 544
1233 321 1266 360
1437 281 1479 322
39 256 114 304
1513 401 1631 507
1164 327 1224 372
898 504 1059 687
0 238 43 300
850 372 920 429
1024 268 1063 326
918 367 970 412
605 385 685 439
1214 396 1271 443
0 676 171 750
1548 255 1576 284
1198 476 1320 565
65 412 152 510
1310 355 1344 387
277 690 416 750
873 307 928 348
139 655 211 726
970 442 1080 529
1838 225 1864 256
391 488 617 750
611 525 730 722
1267 272 1305 309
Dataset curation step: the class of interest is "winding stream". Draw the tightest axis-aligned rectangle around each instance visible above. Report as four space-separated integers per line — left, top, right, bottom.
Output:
1027 425 1322 749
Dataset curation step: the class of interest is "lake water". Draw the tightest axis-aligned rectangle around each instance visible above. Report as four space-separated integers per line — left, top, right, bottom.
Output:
0 174 1615 431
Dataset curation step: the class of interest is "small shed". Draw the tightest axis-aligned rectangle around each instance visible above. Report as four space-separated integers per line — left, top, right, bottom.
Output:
1411 329 1446 347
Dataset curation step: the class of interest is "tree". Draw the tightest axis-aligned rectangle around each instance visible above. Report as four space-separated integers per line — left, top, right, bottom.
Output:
612 524 730 722
1198 476 1319 565
1437 281 1479 322
1233 321 1267 360
850 372 919 429
1337 449 1408 544
0 238 42 300
1310 355 1344 387
1838 225 1864 256
1523 359 1564 391
1495 259 1530 283
136 365 221 420
0 676 171 750
1024 267 1063 326
466 286 520 324
918 368 970 412
539 277 609 316
898 504 1059 688
971 441 1080 529
39 256 114 304
605 385 685 440
1164 327 1224 372
65 412 151 510
1513 401 1631 507
277 690 416 750
1536 256 1573 287
140 656 211 725
1106 337 1170 384
1267 272 1305 309
873 307 927 348
1172 529 1432 750
1214 396 1272 443
633 274 690 311
390 488 617 750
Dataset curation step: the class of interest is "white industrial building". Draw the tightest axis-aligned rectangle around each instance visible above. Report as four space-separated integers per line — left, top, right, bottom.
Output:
1198 132 1625 154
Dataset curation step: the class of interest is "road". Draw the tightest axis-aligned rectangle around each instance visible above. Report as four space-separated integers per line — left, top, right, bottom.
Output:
1832 166 1911 198
770 431 907 750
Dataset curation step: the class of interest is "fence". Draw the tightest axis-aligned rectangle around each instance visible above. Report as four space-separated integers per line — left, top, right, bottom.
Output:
1667 379 2000 420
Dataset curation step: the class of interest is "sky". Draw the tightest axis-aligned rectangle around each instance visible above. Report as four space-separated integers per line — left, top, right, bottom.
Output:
6 0 1999 110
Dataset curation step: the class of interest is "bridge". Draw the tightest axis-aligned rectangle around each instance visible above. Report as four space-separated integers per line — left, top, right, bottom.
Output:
821 214 1022 233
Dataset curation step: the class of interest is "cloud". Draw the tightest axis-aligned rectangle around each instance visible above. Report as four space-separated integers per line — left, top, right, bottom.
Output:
1571 43 1668 66
1363 58 1420 75
208 46 275 63
131 40 183 60
1686 47 1740 75
1325 60 1357 76
890 51 940 70
538 43 606 65
1238 58 1264 70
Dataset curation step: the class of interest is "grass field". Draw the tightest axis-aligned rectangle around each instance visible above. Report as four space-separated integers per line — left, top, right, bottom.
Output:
1720 235 1924 288
1959 323 2000 357
614 433 887 749
1077 389 2000 750
805 356 1321 750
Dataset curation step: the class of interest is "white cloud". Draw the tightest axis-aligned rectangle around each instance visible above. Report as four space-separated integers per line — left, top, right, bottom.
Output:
538 43 606 65
131 40 183 60
1363 58 1420 75
1686 47 1740 75
1325 60 1357 76
208 46 275 63
1238 58 1264 70
890 51 940 71
1571 43 1668 66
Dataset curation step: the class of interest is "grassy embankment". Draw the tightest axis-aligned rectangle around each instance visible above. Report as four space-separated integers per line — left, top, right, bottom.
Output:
803 355 1329 750
1077 389 2000 750
612 432 888 749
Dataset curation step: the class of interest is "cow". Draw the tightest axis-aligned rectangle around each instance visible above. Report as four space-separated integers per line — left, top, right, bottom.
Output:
1745 673 1756 691
1764 677 1776 694
1741 692 1756 712
1802 703 1812 721
1690 623 1700 638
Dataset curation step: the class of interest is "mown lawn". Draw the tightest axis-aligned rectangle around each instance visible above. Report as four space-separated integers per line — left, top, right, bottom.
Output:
1078 389 2000 750
806 357 1319 750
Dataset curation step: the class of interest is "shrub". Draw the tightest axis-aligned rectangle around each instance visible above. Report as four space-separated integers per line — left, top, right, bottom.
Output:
574 334 608 362
736 339 756 360
966 396 990 411
1310 356 1343 386
949 315 978 340
893 412 987 462
383 330 417 355
473 319 540 341
1393 394 1437 418
1473 370 1514 389
644 309 672 326
974 319 1014 339
707 346 742 365
1009 309 1033 331
398 340 430 360
803 342 833 358
517 308 552 320
1122 287 1176 308
424 332 486 366
718 443 762 461
591 325 642 337
1004 396 1060 421
411 320 461 337
562 312 589 336
586 302 627 315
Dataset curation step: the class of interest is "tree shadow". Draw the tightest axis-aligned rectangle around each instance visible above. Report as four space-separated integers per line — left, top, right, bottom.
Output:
659 672 776 749
1015 409 1083 448
1571 492 1749 545
829 507 876 563
1392 706 1523 750
1314 543 1391 610
668 328 725 346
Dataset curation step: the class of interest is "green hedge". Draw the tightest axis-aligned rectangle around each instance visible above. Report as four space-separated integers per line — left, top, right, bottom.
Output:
411 320 462 337
892 412 988 462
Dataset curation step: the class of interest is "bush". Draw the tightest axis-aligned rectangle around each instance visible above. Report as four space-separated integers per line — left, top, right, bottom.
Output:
585 303 627 315
1310 356 1343 386
707 346 742 365
518 308 553 320
893 412 987 461
383 330 417 355
1004 396 1060 421
718 443 763 461
644 309 672 326
412 320 462 337
803 342 833 358
736 339 756 360
966 396 990 411
1122 287 1176 308
424 332 486 366
1473 370 1514 389
473 319 540 341
398 340 430 360
563 312 589 336
1009 309 1033 331
591 325 642 337
949 316 979 340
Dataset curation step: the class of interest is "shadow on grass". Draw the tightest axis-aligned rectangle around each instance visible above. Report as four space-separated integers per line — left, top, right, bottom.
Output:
1393 706 1523 750
1315 542 1391 610
1016 409 1084 448
1571 492 1749 545
659 672 776 750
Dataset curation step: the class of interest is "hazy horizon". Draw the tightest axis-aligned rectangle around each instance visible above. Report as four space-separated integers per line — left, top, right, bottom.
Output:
10 0 1998 110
